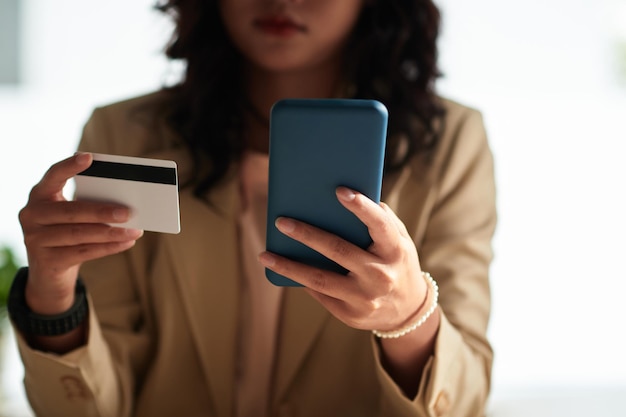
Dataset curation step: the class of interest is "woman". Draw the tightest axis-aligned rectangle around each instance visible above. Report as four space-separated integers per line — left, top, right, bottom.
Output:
10 0 496 416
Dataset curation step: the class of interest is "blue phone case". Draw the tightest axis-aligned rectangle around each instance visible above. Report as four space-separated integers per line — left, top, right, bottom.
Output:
265 98 388 286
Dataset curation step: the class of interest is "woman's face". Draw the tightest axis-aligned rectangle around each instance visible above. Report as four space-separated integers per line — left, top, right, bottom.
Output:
219 0 365 74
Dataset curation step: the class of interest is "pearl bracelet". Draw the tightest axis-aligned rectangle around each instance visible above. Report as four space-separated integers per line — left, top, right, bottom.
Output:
372 271 439 339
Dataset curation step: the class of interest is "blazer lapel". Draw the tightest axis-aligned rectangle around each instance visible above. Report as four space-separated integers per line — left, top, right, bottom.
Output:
163 164 242 417
273 287 330 402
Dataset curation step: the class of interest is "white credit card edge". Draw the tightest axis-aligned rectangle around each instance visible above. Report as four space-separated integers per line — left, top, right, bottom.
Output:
90 152 178 170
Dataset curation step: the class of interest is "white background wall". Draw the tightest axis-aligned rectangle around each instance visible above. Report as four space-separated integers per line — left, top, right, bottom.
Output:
1 0 625 415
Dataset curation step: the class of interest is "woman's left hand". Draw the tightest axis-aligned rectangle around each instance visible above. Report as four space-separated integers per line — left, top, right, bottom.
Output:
259 186 428 332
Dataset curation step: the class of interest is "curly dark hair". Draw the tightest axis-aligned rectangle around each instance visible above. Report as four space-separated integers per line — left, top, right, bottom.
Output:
156 0 445 198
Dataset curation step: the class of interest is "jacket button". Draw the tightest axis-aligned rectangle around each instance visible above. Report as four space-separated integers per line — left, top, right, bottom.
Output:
433 390 450 416
60 375 90 400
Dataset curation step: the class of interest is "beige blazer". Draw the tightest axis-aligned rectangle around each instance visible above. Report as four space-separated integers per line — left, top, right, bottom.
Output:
14 92 496 417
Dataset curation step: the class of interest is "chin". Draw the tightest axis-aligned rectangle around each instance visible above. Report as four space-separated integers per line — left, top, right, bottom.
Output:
252 50 335 75
252 58 314 74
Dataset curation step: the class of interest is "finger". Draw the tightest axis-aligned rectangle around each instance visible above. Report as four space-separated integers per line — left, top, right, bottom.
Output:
32 240 139 273
273 217 375 274
21 200 132 228
29 153 93 202
335 187 401 256
304 289 379 331
304 289 359 326
380 202 410 238
25 224 143 249
258 251 360 300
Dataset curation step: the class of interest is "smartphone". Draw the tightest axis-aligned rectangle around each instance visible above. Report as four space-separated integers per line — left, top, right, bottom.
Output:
265 98 388 286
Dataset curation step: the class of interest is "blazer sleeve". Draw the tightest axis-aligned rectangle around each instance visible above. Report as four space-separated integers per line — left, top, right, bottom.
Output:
12 108 154 417
374 106 497 417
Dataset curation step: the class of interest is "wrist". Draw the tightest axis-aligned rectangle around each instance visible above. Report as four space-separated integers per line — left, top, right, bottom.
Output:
373 271 439 339
25 271 77 315
9 267 89 337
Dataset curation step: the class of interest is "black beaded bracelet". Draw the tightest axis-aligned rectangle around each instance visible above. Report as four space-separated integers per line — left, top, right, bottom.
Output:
7 267 88 336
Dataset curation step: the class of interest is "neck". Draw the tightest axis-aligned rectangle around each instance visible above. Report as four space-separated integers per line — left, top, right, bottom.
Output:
242 62 343 153
247 65 342 113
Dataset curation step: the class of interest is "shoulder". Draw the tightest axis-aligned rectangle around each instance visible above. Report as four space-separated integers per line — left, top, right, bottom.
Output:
420 96 491 182
439 96 486 138
78 89 181 156
382 96 495 243
439 96 481 117
385 96 492 193
94 90 172 118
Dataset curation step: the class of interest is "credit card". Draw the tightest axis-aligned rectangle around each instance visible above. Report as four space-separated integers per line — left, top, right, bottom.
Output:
74 153 181 234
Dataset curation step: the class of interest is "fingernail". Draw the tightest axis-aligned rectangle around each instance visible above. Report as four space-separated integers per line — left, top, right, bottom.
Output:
126 228 144 238
112 208 129 221
75 152 91 164
275 217 295 234
336 187 356 201
258 252 276 267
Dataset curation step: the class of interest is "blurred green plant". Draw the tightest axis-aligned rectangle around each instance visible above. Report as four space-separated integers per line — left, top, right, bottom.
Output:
0 246 19 323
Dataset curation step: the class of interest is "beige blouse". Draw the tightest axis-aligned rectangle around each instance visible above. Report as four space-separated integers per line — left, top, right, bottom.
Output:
235 152 284 417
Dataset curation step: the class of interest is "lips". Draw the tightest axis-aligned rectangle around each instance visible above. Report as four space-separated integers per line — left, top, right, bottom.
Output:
254 15 306 37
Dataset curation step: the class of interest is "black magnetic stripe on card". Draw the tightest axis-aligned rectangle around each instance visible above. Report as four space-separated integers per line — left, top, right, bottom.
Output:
77 161 177 185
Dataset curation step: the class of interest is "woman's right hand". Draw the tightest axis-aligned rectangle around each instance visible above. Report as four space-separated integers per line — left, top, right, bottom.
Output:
19 152 144 316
